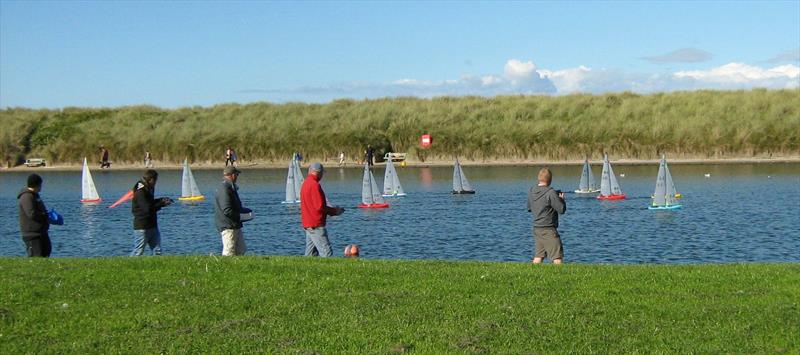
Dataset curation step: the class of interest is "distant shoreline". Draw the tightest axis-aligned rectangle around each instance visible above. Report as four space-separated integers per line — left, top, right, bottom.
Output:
3 156 799 172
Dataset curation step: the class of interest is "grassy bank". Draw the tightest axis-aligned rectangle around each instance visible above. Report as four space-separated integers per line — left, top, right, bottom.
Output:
1 89 798 166
1 257 798 353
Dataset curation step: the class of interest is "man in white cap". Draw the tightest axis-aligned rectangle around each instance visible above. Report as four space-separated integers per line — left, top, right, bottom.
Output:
300 162 344 257
214 166 246 256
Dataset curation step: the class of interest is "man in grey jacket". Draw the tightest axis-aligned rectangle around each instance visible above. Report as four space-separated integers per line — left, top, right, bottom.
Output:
214 166 245 256
527 168 567 264
17 174 51 257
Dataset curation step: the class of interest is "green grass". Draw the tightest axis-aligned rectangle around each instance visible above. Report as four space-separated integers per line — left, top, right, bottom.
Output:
1 89 798 166
1 257 798 353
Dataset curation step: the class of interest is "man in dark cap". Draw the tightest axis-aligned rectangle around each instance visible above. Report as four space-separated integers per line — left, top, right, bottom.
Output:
17 174 51 257
130 169 173 256
214 166 246 256
300 162 344 257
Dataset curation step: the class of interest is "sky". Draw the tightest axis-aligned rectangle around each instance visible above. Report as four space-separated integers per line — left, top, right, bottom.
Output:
1 0 798 108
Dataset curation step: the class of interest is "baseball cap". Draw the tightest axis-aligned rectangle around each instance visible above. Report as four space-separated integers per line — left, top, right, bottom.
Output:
308 162 324 173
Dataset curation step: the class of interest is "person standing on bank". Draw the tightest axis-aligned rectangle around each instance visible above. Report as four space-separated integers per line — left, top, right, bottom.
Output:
300 163 344 257
365 144 375 167
100 146 111 168
131 170 173 256
144 150 153 168
18 174 51 257
214 166 246 256
527 168 567 264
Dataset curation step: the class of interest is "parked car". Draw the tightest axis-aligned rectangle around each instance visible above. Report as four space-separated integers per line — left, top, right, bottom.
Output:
25 158 47 167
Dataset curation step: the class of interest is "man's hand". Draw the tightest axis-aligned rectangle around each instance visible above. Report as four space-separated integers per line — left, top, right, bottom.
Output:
558 192 565 200
334 207 345 216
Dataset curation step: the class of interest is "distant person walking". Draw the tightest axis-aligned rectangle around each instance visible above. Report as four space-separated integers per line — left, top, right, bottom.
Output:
225 147 234 166
17 174 51 257
300 162 344 257
527 168 567 264
338 152 345 166
130 170 173 256
144 150 153 168
214 166 246 256
100 146 111 168
230 148 238 166
365 145 375 167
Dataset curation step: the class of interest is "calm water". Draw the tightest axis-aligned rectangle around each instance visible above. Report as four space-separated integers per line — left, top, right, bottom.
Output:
1 164 799 263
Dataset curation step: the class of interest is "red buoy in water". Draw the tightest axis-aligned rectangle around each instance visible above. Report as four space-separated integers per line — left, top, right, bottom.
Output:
344 244 360 257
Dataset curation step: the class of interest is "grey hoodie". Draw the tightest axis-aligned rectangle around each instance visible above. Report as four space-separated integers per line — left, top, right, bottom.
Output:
527 185 566 228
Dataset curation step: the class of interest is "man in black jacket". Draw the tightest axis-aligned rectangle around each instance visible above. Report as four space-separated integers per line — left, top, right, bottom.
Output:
214 166 245 256
18 174 51 257
131 170 172 256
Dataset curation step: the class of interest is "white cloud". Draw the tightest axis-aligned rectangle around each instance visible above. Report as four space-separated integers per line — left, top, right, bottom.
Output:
504 59 537 81
481 75 503 86
538 66 591 93
245 60 798 102
674 63 799 82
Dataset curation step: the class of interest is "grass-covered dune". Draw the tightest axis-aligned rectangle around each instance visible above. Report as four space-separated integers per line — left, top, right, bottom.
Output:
1 89 799 166
1 257 798 353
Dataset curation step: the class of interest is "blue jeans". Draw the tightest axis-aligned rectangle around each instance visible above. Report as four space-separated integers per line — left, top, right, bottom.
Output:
131 228 161 256
304 227 332 257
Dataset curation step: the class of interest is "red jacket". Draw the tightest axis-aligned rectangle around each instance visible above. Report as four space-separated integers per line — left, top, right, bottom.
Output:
301 173 336 228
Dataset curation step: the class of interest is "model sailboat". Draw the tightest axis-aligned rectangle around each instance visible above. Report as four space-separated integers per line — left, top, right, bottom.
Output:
178 159 204 201
575 158 600 194
382 158 406 197
597 154 626 200
452 158 475 194
80 157 102 203
649 155 682 210
282 154 304 204
358 163 389 208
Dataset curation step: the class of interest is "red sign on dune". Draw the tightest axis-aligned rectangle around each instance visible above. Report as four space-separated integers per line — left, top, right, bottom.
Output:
420 134 432 148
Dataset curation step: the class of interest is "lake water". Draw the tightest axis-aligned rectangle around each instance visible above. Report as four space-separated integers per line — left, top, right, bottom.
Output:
1 164 799 263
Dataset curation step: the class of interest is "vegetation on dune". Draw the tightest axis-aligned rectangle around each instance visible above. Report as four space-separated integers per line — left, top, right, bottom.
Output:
0 257 798 353
1 89 798 166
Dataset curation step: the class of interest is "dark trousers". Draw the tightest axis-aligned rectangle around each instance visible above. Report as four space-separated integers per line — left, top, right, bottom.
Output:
23 234 52 257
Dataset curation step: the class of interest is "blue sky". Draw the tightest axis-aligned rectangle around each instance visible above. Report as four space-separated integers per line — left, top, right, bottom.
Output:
1 1 798 108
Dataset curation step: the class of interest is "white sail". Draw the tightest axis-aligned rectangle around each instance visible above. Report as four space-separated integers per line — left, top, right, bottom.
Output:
453 159 463 192
81 157 100 201
181 159 202 198
370 170 384 204
599 154 623 196
362 163 385 205
600 155 611 196
578 159 590 191
453 158 474 192
293 158 304 200
608 160 623 195
652 156 667 206
664 157 678 205
587 161 598 190
382 158 405 196
283 156 302 203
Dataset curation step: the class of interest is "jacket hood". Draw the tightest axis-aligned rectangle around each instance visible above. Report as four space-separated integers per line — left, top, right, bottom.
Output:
531 185 552 201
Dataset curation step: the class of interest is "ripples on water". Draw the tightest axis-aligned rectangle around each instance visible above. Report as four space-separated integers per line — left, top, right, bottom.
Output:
1 164 798 263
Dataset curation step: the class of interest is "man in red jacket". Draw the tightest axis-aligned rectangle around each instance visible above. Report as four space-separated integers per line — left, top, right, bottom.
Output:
300 162 344 257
